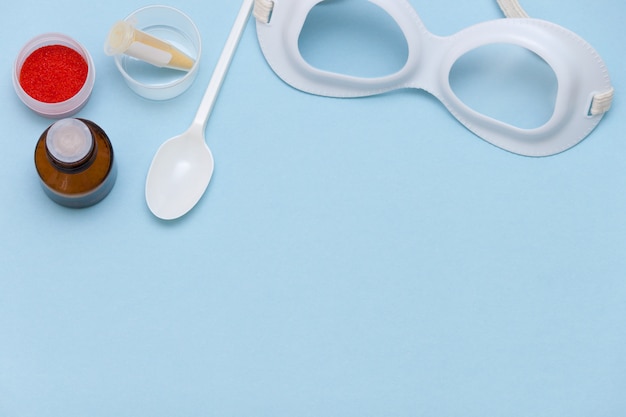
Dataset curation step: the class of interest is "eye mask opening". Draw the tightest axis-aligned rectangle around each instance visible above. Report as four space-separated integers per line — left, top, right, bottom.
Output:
449 43 558 130
298 0 409 78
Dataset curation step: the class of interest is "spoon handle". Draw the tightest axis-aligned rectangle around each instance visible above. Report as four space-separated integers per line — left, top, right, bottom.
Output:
192 0 254 131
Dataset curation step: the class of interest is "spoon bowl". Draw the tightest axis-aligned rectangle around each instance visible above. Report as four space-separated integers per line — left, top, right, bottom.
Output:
145 0 253 220
145 128 214 220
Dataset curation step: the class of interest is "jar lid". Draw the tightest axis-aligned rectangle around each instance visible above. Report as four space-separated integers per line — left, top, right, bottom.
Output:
46 118 94 164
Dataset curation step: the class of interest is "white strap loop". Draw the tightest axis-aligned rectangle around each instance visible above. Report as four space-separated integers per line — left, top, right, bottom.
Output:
589 87 614 116
254 0 274 23
496 0 529 18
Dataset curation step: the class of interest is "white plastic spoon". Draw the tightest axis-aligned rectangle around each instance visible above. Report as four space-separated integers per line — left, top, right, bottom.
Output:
145 0 254 220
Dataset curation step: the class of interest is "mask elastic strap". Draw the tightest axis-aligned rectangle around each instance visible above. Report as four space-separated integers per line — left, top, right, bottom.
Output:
497 0 614 115
253 0 530 24
254 0 274 23
589 87 615 115
496 0 529 18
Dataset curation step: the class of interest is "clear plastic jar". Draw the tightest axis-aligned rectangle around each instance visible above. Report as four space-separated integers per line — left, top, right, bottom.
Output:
111 5 201 100
13 33 95 118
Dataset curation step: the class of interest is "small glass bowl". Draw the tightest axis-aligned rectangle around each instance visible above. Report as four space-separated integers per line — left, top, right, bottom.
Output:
13 33 96 118
113 5 202 100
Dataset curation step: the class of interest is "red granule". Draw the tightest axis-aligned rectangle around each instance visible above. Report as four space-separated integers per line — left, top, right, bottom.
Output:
19 44 88 103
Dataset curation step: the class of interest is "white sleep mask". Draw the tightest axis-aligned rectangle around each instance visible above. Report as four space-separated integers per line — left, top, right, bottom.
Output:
253 0 613 156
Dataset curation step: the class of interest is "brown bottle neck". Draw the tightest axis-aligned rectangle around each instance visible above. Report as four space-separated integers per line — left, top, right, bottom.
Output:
45 133 98 173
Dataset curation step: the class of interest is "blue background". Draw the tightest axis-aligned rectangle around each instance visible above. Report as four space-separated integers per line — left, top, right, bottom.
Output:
1 1 625 416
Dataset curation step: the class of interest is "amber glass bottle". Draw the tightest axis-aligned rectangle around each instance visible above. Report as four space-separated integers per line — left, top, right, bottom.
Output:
34 118 117 208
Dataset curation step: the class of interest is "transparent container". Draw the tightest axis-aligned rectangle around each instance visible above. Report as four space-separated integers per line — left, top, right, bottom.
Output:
13 33 96 118
112 5 202 100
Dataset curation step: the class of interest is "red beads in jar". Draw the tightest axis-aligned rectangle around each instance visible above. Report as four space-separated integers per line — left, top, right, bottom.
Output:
13 33 95 118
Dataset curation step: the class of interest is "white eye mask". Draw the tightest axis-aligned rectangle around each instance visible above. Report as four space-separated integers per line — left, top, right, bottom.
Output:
253 0 613 156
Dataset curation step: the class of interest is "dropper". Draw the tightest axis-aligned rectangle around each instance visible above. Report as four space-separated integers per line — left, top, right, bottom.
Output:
104 21 195 71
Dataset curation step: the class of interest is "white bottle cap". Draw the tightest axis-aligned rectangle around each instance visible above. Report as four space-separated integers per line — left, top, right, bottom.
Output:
46 118 93 164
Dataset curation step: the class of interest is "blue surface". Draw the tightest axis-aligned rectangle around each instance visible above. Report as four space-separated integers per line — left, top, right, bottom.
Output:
1 1 625 416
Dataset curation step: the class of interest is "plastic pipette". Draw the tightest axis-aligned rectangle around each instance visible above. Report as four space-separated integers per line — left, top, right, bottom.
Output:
105 21 195 71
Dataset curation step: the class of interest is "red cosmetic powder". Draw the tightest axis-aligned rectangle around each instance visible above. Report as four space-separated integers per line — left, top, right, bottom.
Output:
19 45 89 103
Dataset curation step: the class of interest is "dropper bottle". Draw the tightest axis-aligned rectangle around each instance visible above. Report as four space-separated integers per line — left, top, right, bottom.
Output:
105 21 195 71
34 118 117 208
